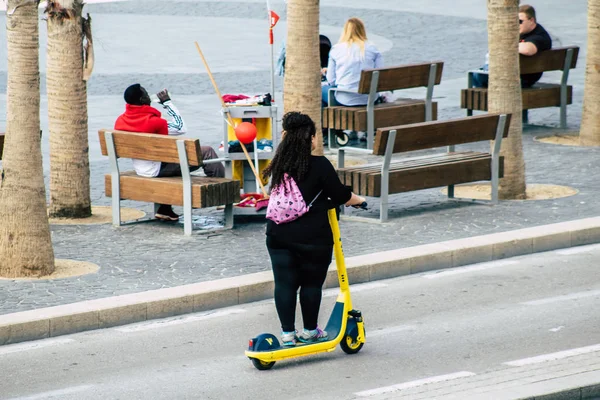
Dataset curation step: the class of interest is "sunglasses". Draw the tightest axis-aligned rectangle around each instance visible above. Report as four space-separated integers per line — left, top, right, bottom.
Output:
519 19 527 24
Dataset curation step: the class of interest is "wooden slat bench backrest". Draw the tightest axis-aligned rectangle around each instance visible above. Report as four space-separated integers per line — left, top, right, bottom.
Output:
520 46 579 74
357 61 444 94
98 129 203 166
373 113 512 156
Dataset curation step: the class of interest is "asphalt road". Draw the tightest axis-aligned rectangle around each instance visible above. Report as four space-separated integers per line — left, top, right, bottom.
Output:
1 244 599 399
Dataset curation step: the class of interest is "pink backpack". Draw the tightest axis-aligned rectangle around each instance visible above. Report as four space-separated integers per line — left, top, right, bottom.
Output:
266 173 322 225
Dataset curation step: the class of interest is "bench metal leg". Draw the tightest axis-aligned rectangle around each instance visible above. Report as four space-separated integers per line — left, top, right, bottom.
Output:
522 110 529 125
380 194 388 223
112 194 121 227
559 48 573 130
104 131 122 227
447 185 455 199
379 129 395 223
224 203 234 229
467 109 473 117
560 104 567 129
177 140 193 236
491 115 507 205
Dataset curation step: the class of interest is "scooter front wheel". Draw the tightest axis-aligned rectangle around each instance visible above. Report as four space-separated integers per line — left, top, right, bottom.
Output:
340 335 364 354
251 358 276 370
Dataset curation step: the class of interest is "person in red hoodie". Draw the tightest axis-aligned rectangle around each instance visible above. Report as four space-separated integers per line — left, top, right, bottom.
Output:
114 83 224 221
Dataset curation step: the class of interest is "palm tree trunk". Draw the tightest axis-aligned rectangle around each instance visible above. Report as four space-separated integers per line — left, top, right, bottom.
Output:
283 0 323 155
46 0 92 218
0 0 55 277
487 0 526 199
579 0 600 146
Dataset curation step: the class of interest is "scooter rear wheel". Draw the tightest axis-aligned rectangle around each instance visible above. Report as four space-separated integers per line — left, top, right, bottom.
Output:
340 335 363 354
251 358 276 370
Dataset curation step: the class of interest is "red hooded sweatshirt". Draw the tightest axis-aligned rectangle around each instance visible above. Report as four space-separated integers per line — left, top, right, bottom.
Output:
114 104 168 134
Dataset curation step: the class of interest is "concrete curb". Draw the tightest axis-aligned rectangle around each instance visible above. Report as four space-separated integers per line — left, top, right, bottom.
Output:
2 216 600 346
524 382 600 400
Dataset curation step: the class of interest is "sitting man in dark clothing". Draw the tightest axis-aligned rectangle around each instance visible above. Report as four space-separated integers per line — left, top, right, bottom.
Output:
114 84 224 221
472 4 552 88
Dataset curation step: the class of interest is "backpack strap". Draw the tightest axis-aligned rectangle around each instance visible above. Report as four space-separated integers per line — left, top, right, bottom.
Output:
307 190 323 208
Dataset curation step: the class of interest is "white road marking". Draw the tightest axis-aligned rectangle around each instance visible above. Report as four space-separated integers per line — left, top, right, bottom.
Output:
354 371 476 397
549 326 565 332
5 385 94 400
522 289 600 306
367 325 415 338
555 243 600 255
0 338 75 356
423 260 518 279
503 344 600 367
323 282 388 298
115 308 246 333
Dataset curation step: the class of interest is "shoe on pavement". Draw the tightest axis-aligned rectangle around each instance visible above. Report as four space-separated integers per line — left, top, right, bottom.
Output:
298 326 328 343
281 330 297 346
155 206 179 221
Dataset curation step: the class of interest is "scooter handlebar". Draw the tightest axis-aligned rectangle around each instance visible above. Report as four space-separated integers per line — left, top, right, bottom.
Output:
348 201 368 210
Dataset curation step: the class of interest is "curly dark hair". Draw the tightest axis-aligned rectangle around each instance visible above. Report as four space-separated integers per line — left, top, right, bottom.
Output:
262 111 316 189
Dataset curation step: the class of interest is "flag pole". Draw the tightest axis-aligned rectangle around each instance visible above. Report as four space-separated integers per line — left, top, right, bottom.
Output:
267 1 279 101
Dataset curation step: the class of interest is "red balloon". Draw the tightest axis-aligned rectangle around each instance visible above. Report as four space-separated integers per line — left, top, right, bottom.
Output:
234 122 257 144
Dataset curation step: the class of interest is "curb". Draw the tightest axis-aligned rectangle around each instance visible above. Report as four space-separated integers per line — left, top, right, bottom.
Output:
2 216 600 346
523 382 600 400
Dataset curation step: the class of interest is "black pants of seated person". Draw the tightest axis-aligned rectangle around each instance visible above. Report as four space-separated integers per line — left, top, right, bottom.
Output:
266 235 333 333
155 146 225 218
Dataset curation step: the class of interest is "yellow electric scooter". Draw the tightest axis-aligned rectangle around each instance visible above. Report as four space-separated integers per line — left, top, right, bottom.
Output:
245 206 367 370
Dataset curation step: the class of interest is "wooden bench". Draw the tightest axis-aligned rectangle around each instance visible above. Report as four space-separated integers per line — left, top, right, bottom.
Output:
461 46 579 128
336 113 511 222
323 61 444 150
98 129 240 235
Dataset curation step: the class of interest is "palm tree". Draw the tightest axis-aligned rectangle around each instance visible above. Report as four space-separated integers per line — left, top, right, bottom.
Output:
46 0 92 218
283 0 323 155
579 0 600 146
487 0 526 199
0 0 55 277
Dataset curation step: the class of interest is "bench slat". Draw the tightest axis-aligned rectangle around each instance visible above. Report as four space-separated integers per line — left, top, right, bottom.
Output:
98 129 203 166
358 62 444 93
373 114 511 156
323 101 438 131
342 153 491 195
368 156 502 197
520 46 579 74
461 84 573 111
105 172 240 208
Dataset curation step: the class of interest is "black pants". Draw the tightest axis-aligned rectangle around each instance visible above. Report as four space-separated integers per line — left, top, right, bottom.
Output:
157 146 225 178
156 146 225 209
266 236 333 332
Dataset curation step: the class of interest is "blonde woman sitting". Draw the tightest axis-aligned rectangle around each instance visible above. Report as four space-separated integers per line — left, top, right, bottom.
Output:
322 18 383 141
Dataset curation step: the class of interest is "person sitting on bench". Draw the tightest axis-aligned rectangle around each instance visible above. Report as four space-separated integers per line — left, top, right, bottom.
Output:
114 84 224 221
471 4 552 88
322 17 383 141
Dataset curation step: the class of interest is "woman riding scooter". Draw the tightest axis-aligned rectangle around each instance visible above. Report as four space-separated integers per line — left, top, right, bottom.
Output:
262 111 365 346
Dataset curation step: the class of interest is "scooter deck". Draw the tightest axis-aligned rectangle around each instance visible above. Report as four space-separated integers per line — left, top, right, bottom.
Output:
248 302 345 354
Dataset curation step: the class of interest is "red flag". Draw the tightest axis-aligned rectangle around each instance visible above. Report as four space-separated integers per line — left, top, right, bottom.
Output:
270 11 280 28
